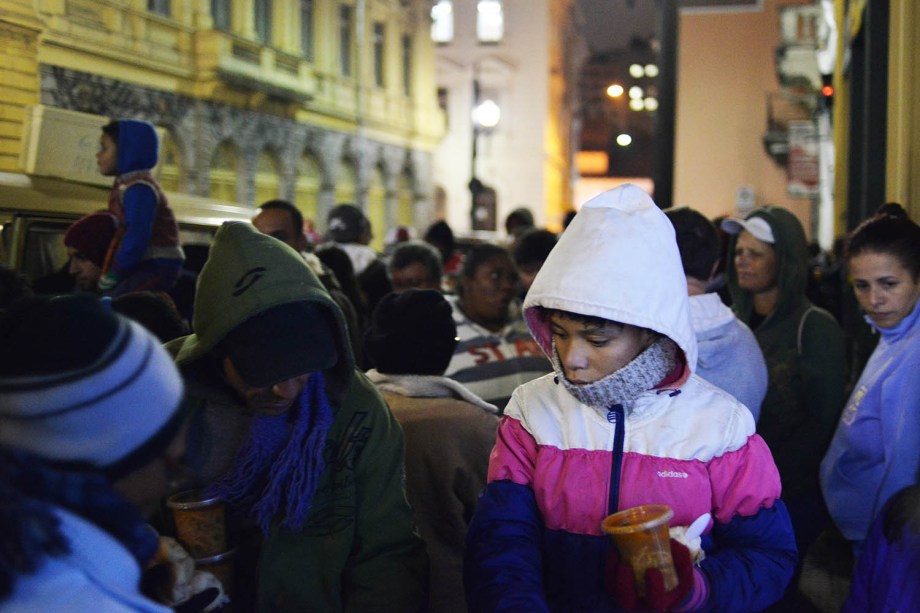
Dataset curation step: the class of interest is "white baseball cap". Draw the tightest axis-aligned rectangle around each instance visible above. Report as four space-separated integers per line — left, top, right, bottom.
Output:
721 216 775 244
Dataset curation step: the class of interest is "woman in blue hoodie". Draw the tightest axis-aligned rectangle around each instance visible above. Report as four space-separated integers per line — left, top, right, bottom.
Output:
95 119 184 295
821 203 920 549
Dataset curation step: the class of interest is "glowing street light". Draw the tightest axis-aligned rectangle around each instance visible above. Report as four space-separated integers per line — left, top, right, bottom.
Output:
629 64 644 78
644 64 659 78
606 84 624 98
629 98 644 111
644 97 659 111
472 99 501 129
616 134 632 147
628 86 644 99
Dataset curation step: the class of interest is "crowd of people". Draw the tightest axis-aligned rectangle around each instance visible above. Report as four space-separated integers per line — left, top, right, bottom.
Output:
0 117 918 613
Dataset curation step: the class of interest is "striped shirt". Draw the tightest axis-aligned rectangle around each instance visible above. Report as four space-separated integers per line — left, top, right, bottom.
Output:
443 296 551 413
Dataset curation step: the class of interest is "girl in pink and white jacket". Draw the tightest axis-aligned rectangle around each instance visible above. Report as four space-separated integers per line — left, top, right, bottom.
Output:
464 185 797 612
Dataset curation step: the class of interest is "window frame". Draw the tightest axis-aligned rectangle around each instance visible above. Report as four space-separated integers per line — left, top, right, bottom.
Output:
339 4 354 78
211 0 231 30
373 22 386 88
300 0 315 61
401 33 413 96
147 0 171 17
254 0 273 44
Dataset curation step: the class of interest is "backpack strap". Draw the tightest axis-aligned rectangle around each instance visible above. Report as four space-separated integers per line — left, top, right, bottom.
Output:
797 306 819 356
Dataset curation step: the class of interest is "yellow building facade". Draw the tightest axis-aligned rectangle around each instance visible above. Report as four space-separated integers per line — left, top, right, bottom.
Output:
839 0 920 226
0 0 444 250
430 0 585 234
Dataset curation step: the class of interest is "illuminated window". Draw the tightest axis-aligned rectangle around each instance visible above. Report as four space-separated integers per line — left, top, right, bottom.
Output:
431 0 453 44
477 0 503 43
255 0 272 44
373 22 385 87
401 34 412 96
300 0 314 61
211 0 230 30
339 5 353 77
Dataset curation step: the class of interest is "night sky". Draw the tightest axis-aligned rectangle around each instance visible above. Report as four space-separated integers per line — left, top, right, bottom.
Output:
576 0 657 54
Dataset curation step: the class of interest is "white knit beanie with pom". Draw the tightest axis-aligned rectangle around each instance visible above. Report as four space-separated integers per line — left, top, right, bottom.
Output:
0 294 184 469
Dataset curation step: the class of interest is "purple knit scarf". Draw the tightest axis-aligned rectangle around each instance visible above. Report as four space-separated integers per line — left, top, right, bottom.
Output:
208 372 333 534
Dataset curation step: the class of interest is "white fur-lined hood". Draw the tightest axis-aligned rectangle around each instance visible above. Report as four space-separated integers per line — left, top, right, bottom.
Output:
523 184 698 371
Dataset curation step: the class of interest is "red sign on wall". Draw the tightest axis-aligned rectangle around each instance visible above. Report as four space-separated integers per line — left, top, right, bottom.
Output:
787 120 819 198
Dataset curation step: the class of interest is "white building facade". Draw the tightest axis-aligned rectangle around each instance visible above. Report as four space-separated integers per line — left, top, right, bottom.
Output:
431 0 586 234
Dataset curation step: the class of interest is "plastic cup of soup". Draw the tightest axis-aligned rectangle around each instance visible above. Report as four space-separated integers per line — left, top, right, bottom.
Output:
166 489 227 559
601 504 678 596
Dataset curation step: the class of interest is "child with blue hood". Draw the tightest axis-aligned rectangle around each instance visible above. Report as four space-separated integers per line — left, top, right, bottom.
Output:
464 185 796 612
96 119 184 295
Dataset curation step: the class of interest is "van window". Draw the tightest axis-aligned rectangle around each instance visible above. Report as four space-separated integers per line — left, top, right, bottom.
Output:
0 214 74 283
21 220 71 282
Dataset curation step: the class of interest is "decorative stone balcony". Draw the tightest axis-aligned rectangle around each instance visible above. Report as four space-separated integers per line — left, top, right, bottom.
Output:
36 0 195 77
196 30 318 104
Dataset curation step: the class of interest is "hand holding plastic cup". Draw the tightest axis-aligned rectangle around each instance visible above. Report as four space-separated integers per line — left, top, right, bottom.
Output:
601 504 679 596
166 489 227 559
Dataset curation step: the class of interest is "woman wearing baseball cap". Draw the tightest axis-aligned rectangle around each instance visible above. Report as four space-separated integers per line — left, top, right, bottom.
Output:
722 207 847 606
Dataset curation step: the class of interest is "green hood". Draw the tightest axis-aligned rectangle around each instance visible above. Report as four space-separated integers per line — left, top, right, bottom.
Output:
173 222 354 395
727 206 810 325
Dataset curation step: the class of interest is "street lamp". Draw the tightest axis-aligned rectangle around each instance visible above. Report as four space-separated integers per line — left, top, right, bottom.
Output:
472 99 501 129
606 83 624 98
470 75 500 230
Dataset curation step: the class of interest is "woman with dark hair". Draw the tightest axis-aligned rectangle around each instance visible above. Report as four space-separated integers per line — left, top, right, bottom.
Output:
443 243 550 411
821 203 920 549
721 208 847 564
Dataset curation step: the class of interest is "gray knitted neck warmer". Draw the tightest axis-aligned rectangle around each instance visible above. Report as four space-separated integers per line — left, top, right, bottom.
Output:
551 335 678 411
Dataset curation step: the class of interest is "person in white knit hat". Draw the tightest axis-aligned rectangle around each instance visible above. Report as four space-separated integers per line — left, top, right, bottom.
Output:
0 294 185 612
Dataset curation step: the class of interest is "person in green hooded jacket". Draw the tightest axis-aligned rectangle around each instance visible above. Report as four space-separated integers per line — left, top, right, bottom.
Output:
159 222 427 612
722 207 846 605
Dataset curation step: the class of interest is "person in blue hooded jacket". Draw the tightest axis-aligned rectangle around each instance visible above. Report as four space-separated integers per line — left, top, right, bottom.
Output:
95 119 184 295
820 203 920 549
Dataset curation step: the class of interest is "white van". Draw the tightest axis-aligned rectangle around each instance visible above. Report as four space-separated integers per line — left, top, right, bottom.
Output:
0 171 252 285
